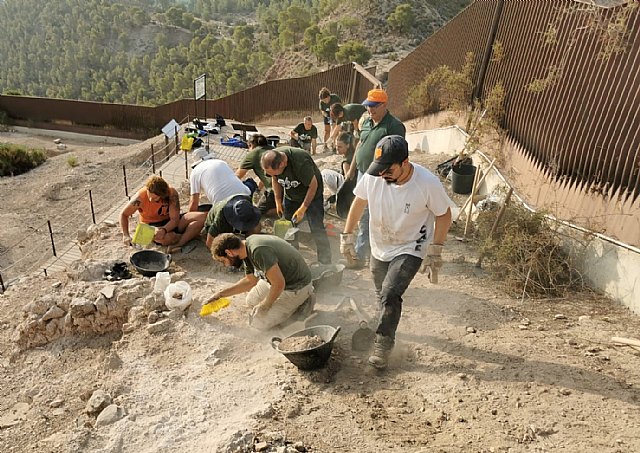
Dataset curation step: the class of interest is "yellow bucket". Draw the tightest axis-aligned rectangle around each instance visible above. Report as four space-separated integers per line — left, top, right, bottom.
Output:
273 218 293 239
132 223 156 246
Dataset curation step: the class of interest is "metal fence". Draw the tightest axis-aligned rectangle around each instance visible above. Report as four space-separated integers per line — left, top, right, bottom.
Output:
0 63 376 140
386 0 640 247
0 135 178 291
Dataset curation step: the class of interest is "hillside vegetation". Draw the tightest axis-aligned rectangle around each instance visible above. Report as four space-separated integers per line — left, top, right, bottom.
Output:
0 0 470 105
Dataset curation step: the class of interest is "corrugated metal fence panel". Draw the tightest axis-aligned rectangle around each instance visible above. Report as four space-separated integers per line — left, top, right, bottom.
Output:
0 64 362 137
0 95 157 138
387 0 496 121
482 1 640 202
202 64 356 123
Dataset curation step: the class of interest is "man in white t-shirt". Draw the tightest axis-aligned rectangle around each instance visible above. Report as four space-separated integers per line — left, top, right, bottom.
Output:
340 135 453 369
188 150 251 212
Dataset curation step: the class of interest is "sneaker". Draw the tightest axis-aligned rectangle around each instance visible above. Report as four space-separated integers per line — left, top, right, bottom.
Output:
368 334 394 369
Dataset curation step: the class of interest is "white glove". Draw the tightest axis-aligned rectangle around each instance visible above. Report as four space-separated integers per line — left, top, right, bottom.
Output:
420 244 444 283
340 233 358 261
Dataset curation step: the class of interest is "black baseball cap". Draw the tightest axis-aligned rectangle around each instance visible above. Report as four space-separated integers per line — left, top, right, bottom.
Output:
366 135 409 176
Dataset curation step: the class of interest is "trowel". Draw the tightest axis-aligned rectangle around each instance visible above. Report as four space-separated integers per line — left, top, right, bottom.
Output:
348 297 376 351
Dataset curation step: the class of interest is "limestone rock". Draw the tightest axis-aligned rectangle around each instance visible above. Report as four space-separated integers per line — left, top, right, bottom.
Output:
96 404 123 427
147 319 173 334
69 298 96 317
42 305 65 321
85 390 112 414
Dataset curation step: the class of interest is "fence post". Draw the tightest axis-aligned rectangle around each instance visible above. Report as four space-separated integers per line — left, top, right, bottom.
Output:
184 150 189 180
174 126 179 155
88 190 96 224
43 268 48 277
0 272 4 293
123 165 129 199
159 170 163 178
47 220 57 257
151 143 156 174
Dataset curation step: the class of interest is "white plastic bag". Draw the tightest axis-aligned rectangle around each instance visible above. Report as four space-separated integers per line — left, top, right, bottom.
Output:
154 272 171 294
164 281 192 311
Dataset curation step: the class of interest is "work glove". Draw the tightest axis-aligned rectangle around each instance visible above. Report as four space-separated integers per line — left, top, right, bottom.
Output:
292 205 307 223
340 233 358 262
275 199 284 218
420 244 444 284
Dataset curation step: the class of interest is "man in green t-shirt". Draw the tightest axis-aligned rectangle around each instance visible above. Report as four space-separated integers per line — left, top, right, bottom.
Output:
289 116 318 154
236 134 277 217
318 87 342 152
204 194 262 248
344 88 406 268
208 233 314 330
329 103 367 143
260 147 332 264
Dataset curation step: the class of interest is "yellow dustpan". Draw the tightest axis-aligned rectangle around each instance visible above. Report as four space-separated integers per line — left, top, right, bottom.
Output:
200 297 231 316
132 223 156 246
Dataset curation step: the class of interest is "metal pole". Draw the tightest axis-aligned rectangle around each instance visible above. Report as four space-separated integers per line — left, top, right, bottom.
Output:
151 143 156 174
473 0 505 103
184 150 189 180
43 268 48 277
123 165 129 199
0 272 5 292
89 190 96 224
159 170 163 178
47 220 57 257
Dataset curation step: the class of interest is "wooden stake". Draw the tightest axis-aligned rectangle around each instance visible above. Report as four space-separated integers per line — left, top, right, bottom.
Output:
476 187 514 268
463 165 482 238
455 158 496 222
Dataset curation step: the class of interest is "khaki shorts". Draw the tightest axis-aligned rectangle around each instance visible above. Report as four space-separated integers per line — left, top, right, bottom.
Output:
246 279 313 330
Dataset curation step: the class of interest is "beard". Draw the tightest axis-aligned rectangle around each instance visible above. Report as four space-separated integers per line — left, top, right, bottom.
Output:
229 256 243 269
383 176 397 185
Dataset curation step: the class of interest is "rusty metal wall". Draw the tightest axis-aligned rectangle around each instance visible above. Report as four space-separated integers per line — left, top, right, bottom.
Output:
0 64 373 138
387 0 496 120
386 0 640 246
482 1 640 203
0 95 158 139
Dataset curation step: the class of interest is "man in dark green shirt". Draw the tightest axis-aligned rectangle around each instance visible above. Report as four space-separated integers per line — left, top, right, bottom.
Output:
260 147 332 264
203 194 262 248
209 233 314 330
344 88 406 267
289 116 318 154
319 87 342 152
236 134 276 217
329 103 368 142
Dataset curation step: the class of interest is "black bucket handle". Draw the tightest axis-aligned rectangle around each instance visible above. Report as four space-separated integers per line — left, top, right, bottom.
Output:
329 326 341 344
271 337 282 350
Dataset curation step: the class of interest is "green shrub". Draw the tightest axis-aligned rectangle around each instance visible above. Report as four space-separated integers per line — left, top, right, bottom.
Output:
0 143 47 176
66 156 79 167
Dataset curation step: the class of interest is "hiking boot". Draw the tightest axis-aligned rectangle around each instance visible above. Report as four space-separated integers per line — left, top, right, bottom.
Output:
340 256 365 270
368 334 394 369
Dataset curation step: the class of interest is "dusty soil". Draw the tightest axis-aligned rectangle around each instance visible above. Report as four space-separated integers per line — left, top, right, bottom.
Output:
1 129 640 453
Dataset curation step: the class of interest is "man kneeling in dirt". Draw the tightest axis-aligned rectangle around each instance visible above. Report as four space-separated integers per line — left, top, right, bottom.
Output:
341 136 453 369
208 233 315 330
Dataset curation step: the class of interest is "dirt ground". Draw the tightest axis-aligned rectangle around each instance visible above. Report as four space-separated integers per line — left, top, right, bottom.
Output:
1 128 640 453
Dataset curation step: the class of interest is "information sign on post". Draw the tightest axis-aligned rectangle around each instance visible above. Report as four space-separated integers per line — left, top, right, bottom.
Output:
194 74 207 123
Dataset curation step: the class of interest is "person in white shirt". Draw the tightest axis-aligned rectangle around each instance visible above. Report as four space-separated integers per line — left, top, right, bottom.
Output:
188 149 250 212
340 135 453 369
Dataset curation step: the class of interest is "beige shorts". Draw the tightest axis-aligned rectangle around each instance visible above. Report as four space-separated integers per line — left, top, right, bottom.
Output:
246 279 313 331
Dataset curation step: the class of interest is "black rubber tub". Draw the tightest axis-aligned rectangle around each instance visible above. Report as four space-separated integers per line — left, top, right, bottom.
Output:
271 325 341 371
130 250 172 277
